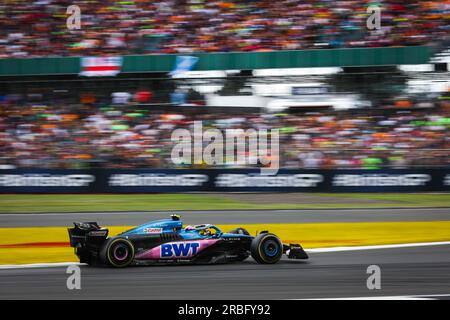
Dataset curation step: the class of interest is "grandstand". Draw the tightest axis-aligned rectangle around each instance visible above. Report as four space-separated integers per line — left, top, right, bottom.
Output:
0 0 449 173
0 0 448 57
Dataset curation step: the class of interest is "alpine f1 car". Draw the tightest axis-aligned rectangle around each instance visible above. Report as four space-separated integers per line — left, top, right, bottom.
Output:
68 214 308 267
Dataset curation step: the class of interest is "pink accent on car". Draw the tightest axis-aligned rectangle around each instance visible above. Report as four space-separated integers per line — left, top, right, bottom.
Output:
135 239 219 260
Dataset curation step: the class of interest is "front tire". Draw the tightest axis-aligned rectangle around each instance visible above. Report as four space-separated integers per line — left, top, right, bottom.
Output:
250 233 283 264
101 238 135 268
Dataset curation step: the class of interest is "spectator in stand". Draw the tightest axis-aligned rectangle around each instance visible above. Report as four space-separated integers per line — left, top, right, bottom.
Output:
112 91 132 105
134 90 153 104
0 0 448 58
0 93 449 169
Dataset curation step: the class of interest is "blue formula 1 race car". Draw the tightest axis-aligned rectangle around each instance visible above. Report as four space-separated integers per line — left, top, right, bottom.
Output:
68 215 308 267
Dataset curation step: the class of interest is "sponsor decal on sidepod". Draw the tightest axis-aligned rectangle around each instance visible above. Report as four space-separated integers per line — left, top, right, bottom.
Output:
135 240 219 260
143 228 163 234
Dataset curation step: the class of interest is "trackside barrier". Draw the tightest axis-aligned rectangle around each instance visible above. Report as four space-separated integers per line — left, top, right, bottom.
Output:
0 169 449 193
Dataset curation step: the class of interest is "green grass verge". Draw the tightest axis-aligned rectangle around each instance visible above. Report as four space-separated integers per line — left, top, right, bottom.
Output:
0 193 449 213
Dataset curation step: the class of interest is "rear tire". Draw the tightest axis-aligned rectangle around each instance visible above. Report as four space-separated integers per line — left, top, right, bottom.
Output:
250 233 283 264
101 238 135 268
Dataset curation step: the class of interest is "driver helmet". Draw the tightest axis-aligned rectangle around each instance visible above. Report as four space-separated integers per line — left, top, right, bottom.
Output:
200 228 212 236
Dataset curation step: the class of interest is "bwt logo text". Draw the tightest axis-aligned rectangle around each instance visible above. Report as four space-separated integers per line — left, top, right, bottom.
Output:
161 242 200 258
171 121 279 175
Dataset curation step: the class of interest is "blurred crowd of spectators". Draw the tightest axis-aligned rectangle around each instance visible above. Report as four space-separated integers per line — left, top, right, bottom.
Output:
0 0 448 58
0 100 448 169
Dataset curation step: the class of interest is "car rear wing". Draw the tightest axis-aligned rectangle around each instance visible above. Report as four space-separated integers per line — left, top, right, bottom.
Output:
68 222 109 249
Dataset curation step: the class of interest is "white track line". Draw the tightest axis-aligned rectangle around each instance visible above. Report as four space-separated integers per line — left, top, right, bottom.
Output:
0 262 83 270
1 241 450 270
300 294 450 300
305 241 450 253
0 241 450 270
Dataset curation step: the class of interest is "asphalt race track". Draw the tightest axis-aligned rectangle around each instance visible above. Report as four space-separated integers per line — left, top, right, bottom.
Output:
1 207 449 227
0 244 450 299
1 208 449 299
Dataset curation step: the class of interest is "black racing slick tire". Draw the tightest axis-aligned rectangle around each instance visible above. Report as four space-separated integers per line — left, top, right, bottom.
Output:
250 233 283 264
101 238 135 268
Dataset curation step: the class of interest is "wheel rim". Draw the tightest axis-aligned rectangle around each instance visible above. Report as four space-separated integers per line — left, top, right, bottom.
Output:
113 244 129 261
263 239 279 257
